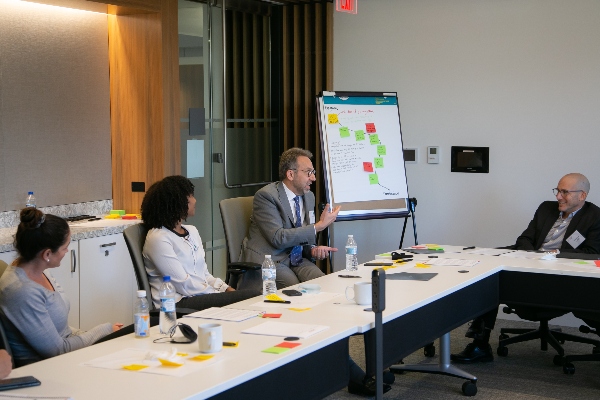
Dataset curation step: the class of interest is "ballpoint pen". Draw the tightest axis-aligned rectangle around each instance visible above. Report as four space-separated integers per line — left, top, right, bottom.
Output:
264 300 291 304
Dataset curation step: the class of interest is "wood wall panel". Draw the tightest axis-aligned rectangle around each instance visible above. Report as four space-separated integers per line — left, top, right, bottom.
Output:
107 0 180 213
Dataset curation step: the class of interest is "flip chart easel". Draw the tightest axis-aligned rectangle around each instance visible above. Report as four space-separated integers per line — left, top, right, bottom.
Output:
316 91 417 246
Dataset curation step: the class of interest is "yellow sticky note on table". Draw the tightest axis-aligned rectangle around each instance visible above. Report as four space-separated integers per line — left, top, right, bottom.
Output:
265 294 285 302
158 358 184 367
289 308 311 312
123 364 149 371
415 263 430 269
176 352 188 357
190 354 214 362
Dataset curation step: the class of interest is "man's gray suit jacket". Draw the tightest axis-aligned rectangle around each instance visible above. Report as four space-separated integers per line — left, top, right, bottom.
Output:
241 181 317 266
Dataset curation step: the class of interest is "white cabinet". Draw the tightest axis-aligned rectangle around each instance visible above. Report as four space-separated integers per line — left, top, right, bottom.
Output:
48 242 80 328
78 234 135 330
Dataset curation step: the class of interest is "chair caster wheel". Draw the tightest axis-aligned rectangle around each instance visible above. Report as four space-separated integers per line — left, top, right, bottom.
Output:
499 334 509 341
462 381 477 396
553 355 564 366
563 362 575 375
424 343 435 357
497 346 508 357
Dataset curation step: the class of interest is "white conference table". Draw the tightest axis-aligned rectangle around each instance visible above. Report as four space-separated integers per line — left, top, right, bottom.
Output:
8 246 600 399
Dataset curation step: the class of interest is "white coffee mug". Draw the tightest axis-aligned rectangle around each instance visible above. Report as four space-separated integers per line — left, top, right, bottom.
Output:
198 323 223 353
345 282 372 305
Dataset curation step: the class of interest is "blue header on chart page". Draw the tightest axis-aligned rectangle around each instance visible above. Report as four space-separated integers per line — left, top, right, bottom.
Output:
323 96 398 106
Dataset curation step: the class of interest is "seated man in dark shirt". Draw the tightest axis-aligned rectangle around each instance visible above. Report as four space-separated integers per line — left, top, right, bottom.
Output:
452 173 600 363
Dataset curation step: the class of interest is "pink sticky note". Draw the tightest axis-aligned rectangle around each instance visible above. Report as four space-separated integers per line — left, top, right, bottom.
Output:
363 162 374 172
594 260 600 267
262 314 282 318
365 123 376 133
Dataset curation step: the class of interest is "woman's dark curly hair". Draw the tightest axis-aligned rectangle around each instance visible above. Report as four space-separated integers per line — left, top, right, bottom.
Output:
14 207 70 264
141 175 195 229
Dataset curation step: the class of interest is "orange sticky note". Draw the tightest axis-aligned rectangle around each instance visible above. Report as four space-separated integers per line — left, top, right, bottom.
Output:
262 313 282 318
594 260 600 267
276 342 302 349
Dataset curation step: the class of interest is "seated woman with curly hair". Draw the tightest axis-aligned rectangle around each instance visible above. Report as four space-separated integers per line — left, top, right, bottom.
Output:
141 175 260 311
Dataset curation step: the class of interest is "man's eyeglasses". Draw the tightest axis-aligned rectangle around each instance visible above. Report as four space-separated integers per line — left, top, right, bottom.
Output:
552 188 583 197
291 168 316 177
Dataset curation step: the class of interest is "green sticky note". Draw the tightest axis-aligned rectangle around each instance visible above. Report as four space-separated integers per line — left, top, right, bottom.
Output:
377 145 386 155
369 134 379 144
369 174 379 185
339 127 350 138
355 130 365 141
262 346 290 354
575 261 589 264
374 158 384 168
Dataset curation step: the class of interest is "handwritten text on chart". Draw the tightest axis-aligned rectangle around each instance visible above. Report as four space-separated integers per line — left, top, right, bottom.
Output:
329 141 366 175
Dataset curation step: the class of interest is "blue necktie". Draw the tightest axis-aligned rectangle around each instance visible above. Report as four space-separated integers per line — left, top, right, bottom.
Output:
290 196 303 266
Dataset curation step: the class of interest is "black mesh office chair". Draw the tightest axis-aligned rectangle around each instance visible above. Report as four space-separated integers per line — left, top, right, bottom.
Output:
219 196 261 289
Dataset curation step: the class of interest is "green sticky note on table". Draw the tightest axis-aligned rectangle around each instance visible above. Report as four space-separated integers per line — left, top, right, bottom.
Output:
369 174 379 185
355 130 365 141
339 127 350 138
377 145 386 155
369 134 379 144
575 261 589 264
374 158 384 168
262 346 290 354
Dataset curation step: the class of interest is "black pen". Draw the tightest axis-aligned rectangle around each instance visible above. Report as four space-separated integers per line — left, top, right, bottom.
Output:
364 262 393 266
463 246 475 250
264 300 291 304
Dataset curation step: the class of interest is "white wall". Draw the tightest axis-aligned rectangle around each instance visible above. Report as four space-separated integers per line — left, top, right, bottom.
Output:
330 0 600 272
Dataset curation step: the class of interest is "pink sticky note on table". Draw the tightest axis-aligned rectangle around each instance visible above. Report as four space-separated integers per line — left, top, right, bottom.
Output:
262 314 282 318
363 162 374 172
594 260 600 267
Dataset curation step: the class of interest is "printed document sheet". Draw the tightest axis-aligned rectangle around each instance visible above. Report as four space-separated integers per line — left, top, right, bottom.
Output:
242 321 329 339
185 307 261 322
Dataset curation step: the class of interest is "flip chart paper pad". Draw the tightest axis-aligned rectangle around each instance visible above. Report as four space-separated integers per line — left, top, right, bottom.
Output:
386 272 438 281
242 322 329 339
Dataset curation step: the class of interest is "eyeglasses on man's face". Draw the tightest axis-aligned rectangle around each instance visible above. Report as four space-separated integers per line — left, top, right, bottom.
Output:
552 188 583 197
291 168 316 177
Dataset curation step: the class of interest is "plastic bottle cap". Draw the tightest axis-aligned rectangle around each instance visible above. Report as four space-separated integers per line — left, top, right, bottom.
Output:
348 235 353 237
163 276 171 282
137 290 146 297
265 255 271 259
28 191 34 195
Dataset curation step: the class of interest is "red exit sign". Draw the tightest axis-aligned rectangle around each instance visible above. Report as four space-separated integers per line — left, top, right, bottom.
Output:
336 0 357 14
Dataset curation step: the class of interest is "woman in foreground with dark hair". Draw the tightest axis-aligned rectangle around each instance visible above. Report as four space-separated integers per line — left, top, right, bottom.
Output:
0 208 127 367
141 175 260 311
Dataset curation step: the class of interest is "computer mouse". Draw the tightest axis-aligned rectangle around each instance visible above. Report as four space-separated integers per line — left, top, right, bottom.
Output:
172 323 197 343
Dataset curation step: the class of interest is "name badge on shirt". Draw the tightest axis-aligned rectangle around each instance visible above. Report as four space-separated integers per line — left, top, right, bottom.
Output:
309 211 315 224
566 230 585 249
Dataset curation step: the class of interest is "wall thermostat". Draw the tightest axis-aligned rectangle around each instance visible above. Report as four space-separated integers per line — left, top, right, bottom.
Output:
427 146 440 164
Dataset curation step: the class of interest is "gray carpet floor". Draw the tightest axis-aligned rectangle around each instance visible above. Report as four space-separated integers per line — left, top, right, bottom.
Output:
324 320 600 399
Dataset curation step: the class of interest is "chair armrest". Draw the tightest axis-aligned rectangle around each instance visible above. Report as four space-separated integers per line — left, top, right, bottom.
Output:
227 262 261 271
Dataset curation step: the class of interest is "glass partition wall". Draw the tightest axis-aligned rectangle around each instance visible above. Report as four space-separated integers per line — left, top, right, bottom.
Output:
179 0 274 279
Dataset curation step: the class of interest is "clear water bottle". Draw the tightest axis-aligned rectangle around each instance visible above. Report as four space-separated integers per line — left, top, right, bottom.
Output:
345 235 358 272
134 290 150 338
158 276 177 334
25 192 36 208
262 255 277 298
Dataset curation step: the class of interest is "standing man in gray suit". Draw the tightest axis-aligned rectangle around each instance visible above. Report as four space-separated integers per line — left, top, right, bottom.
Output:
239 147 341 290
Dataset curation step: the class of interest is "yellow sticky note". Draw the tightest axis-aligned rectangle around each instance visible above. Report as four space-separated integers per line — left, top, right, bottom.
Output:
123 364 149 371
415 263 430 269
190 354 214 361
158 358 184 367
176 352 188 357
328 114 339 124
265 293 285 302
288 308 311 312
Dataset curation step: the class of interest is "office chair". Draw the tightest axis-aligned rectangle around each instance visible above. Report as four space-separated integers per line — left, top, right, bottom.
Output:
0 261 14 367
219 196 261 289
122 224 195 317
560 314 600 374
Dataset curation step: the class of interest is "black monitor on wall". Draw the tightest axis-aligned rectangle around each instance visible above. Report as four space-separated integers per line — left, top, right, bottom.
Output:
451 146 489 173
